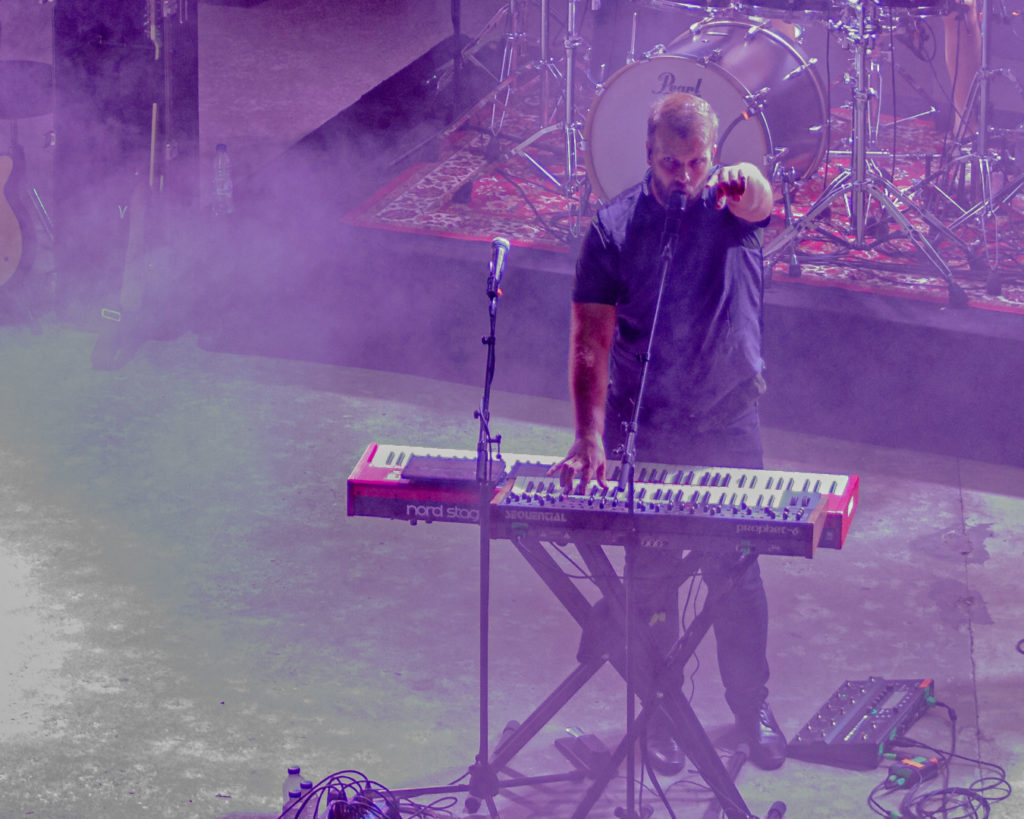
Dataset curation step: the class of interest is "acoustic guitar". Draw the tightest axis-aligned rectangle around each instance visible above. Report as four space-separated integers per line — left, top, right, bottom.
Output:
0 154 23 288
0 144 38 295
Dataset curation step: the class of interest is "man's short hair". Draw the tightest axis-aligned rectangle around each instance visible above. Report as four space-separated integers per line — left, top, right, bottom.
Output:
647 92 718 146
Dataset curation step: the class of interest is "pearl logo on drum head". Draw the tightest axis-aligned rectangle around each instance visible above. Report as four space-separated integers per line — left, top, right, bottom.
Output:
654 73 704 96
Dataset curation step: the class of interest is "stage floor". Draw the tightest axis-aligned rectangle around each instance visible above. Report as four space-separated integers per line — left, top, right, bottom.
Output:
0 323 1022 818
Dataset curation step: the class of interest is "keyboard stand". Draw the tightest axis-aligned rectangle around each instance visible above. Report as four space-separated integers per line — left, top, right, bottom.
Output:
487 531 757 819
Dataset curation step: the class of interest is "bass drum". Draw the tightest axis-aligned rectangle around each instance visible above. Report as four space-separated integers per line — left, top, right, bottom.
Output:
584 20 827 203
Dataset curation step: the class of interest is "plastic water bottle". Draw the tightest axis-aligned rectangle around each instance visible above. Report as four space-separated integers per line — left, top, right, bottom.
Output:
296 780 314 817
283 788 302 818
212 143 234 215
283 766 302 809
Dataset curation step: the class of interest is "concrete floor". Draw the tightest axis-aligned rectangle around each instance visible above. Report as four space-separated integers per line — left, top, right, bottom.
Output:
1 318 1023 819
1 1 1023 818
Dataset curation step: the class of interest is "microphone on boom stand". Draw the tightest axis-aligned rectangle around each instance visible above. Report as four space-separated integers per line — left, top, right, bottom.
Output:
487 236 510 299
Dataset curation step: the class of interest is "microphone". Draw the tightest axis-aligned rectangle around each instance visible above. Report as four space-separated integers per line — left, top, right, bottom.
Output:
663 190 687 240
487 236 510 298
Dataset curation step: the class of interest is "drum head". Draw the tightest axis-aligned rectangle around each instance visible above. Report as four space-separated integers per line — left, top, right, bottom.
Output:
584 55 770 203
584 20 827 204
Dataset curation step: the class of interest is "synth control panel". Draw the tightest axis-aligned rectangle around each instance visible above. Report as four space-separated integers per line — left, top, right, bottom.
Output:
492 461 826 557
787 676 936 769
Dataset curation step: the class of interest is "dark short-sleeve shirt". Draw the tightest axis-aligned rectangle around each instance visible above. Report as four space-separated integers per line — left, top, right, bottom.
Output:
574 175 766 448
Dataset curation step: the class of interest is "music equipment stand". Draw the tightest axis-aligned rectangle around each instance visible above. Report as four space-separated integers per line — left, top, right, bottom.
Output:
433 0 590 238
388 247 585 817
765 0 971 308
907 0 1018 296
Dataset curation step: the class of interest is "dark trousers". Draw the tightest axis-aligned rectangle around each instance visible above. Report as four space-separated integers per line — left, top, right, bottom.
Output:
605 405 771 719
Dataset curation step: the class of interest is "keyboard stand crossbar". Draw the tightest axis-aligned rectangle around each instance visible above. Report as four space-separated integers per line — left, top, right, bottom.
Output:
481 531 755 818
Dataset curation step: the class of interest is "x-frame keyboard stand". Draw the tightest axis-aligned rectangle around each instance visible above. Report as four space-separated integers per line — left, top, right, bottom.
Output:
495 529 757 819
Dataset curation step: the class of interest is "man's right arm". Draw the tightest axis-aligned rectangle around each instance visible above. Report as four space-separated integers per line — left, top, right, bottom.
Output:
552 301 616 493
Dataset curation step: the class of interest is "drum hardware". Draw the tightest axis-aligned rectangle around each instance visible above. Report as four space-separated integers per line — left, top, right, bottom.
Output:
431 0 592 237
906 0 1022 295
763 0 971 306
492 0 589 235
584 18 828 203
625 8 641 66
482 0 535 137
777 166 803 278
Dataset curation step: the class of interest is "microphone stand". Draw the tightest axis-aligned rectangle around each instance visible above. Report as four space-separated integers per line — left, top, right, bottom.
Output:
464 239 507 817
616 194 682 818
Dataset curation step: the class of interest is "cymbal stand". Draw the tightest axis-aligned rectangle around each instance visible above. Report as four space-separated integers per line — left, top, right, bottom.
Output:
498 0 588 236
430 0 531 129
432 1 589 236
907 0 1016 295
765 0 970 307
443 0 564 144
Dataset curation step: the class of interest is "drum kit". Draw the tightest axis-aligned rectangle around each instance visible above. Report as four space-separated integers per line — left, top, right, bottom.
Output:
468 0 1021 302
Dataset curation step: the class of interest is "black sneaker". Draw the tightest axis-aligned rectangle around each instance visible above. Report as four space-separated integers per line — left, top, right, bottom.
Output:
646 715 686 777
738 701 786 771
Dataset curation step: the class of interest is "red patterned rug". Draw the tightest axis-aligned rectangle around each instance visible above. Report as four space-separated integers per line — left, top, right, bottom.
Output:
345 88 1024 315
